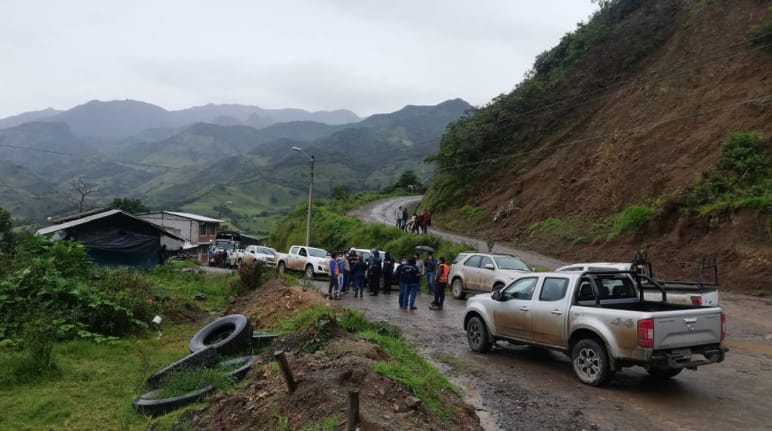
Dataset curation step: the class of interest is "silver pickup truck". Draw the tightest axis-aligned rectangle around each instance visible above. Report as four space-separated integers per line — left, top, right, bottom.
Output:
463 270 727 386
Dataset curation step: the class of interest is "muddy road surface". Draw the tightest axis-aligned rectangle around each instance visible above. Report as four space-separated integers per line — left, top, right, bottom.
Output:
327 196 772 431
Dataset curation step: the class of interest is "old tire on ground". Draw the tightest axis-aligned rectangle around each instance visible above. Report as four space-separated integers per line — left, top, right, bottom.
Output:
133 385 215 417
217 355 254 381
189 314 252 355
467 316 491 353
647 368 682 379
451 278 466 299
304 264 314 279
571 338 614 386
146 346 218 388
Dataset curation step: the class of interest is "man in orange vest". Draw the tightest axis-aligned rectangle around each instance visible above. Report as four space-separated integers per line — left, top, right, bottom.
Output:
430 256 450 310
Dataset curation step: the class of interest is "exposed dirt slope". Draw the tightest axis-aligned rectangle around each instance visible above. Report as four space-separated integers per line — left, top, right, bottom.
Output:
455 0 772 291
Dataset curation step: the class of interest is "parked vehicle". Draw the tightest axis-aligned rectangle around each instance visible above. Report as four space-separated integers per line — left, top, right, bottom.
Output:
275 245 329 278
241 245 278 267
463 268 727 386
209 239 238 268
449 252 532 299
556 256 719 306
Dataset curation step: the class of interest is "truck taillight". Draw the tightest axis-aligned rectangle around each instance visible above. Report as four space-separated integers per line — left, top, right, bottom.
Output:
638 319 654 348
721 312 726 341
690 295 702 305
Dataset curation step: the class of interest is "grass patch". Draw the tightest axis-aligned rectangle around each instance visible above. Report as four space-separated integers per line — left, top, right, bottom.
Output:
153 262 236 311
153 366 235 399
300 416 342 431
608 205 654 240
752 289 767 297
459 205 489 224
0 328 193 431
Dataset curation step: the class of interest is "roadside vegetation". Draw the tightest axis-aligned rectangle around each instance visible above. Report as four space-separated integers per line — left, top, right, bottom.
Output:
270 191 468 263
0 193 476 430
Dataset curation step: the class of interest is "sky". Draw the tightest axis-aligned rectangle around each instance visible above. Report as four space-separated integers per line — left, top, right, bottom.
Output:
0 1 599 119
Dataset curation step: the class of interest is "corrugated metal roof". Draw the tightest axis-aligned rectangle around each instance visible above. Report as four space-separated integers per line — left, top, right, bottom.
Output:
36 209 187 241
36 209 123 235
140 211 222 223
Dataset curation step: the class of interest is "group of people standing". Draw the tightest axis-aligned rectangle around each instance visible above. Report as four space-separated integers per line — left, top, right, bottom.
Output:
395 206 432 234
326 249 392 300
326 249 450 312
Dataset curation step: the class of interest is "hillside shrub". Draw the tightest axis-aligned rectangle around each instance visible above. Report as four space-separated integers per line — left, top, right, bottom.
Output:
230 261 268 296
749 18 772 54
685 131 771 213
610 205 654 239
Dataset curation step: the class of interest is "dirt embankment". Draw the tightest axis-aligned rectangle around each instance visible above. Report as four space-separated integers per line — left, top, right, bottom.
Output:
173 279 482 431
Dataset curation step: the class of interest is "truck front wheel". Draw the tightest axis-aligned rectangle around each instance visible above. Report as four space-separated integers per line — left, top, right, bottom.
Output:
277 262 286 275
305 265 314 279
466 316 491 353
571 338 614 386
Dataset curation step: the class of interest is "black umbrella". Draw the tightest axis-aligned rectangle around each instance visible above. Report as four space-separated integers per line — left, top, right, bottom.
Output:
415 245 434 253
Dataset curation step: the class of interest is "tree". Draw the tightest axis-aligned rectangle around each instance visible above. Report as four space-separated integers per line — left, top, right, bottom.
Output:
395 170 421 190
70 177 98 213
331 185 350 201
109 198 150 214
0 207 14 255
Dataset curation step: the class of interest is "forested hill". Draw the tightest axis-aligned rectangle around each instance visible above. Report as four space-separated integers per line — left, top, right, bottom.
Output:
425 0 772 292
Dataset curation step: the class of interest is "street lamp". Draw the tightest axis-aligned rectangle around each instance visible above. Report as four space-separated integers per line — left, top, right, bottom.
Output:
292 146 314 247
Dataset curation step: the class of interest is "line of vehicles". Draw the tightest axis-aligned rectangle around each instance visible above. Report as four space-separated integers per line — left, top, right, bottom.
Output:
208 235 727 387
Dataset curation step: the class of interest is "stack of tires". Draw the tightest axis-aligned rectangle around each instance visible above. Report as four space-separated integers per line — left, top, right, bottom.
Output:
133 314 254 416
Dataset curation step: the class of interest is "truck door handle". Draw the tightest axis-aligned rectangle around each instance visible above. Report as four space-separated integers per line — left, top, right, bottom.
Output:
519 306 529 311
551 310 563 315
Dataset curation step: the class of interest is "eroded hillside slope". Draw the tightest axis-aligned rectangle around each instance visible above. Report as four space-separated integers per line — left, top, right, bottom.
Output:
428 0 772 291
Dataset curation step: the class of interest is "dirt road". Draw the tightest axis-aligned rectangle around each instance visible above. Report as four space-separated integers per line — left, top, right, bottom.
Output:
334 196 772 431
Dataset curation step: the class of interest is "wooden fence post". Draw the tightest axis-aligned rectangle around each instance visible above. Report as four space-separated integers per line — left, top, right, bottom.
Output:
274 350 296 394
347 389 360 431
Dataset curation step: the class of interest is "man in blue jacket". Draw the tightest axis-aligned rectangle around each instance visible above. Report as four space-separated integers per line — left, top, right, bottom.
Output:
399 257 420 310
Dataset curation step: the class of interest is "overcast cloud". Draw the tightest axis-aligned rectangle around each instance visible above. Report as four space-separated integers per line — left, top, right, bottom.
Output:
0 1 598 118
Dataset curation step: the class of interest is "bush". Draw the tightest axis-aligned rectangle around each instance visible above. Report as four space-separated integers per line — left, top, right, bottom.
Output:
0 237 152 344
749 18 772 54
230 261 268 296
610 205 654 238
685 131 771 213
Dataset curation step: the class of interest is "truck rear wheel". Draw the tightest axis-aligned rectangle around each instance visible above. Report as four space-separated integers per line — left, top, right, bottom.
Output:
451 278 466 299
571 338 614 386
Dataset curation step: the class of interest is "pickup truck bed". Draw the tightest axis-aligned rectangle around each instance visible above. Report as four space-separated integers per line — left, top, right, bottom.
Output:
464 270 727 386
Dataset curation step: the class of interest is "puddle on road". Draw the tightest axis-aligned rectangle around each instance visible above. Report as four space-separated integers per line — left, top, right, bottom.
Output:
456 381 500 431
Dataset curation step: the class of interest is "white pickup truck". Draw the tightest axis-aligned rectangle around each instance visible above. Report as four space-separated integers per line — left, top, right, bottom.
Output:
464 269 727 386
275 245 329 278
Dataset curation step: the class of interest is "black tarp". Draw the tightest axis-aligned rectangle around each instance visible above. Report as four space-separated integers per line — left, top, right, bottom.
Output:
78 230 160 268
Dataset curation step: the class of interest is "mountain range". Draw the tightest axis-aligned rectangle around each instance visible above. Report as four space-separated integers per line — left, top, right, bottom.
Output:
0 98 471 233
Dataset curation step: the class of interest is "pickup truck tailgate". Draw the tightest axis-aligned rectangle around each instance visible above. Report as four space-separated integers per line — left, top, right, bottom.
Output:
654 308 722 349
